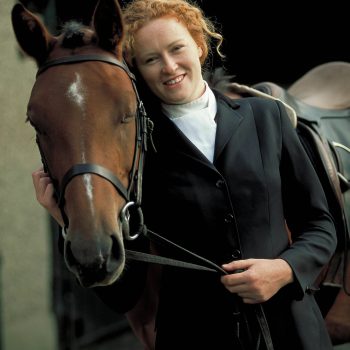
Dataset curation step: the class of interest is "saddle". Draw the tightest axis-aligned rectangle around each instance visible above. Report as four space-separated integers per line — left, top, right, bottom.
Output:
288 61 350 110
226 61 350 345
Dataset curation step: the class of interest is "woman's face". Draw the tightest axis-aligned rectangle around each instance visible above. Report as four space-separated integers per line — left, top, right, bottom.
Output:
133 16 205 105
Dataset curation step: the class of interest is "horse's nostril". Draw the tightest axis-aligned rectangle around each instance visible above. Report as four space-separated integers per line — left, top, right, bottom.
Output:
65 240 107 285
65 239 108 269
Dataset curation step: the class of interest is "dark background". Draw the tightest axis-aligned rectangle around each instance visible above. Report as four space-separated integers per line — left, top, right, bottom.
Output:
21 0 349 86
198 1 349 85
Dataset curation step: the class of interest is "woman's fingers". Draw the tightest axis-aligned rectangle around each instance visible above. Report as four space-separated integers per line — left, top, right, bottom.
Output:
32 167 56 207
31 167 64 227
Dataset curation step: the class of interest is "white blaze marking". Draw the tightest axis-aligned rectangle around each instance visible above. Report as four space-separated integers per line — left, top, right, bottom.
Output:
66 75 94 214
83 175 94 201
81 152 94 214
67 73 86 108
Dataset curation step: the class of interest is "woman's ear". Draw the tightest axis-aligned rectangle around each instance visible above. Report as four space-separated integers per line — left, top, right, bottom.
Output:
198 46 203 58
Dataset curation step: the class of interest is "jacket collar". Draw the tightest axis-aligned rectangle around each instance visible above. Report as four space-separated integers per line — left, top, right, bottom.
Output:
213 90 243 161
151 90 244 166
154 110 213 166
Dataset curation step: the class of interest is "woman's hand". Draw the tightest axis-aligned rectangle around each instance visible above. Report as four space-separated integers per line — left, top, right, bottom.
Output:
220 258 294 304
32 167 64 227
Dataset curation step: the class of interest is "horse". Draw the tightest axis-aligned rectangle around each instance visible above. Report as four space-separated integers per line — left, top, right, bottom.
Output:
11 0 151 288
208 62 350 345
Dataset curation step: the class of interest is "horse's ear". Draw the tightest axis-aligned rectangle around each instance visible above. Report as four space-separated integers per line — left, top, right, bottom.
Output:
92 0 124 54
11 3 52 65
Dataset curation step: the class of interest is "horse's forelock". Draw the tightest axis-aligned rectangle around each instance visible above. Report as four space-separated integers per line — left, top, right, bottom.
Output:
60 21 95 49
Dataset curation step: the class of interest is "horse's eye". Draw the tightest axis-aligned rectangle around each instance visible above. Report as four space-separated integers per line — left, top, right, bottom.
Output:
121 113 136 123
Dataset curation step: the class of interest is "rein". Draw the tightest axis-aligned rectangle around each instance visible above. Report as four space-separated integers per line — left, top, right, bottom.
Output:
35 53 226 271
36 53 239 291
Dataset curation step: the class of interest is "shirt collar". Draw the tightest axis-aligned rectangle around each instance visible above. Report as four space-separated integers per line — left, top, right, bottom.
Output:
161 81 217 121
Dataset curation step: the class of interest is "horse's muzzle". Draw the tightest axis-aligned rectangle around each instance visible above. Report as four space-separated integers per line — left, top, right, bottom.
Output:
64 234 125 288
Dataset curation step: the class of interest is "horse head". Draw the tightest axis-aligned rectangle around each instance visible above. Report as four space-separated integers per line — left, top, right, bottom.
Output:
11 0 143 287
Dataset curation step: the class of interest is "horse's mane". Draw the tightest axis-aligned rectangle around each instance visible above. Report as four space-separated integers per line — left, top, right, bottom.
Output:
60 21 95 49
203 67 236 94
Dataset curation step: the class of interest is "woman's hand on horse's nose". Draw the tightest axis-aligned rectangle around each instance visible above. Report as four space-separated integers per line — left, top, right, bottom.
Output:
32 167 63 227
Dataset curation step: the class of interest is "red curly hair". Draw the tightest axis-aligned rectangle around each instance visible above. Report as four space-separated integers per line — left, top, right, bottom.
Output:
122 0 224 65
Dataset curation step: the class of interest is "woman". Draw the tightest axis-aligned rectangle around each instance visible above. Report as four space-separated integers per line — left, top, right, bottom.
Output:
33 0 337 349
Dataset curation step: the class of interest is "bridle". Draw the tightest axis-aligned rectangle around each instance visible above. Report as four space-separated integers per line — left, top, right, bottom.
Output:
36 53 234 272
34 53 240 273
36 54 152 241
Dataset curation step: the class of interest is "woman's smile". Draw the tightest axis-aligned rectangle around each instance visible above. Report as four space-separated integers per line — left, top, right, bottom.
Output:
163 73 186 86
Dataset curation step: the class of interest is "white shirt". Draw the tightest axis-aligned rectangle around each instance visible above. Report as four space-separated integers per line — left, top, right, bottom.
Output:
161 81 218 162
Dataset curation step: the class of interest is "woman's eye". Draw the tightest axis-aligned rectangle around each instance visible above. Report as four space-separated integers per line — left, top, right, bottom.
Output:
173 45 184 52
145 57 157 64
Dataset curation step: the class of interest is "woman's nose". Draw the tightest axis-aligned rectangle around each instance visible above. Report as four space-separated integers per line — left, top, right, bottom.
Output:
161 56 177 74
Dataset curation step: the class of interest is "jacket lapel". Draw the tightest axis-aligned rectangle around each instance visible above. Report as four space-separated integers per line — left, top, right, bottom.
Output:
152 91 244 168
214 93 244 160
154 110 215 167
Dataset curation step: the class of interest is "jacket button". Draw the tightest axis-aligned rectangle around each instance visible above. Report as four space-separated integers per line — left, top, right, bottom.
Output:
224 213 234 223
216 179 225 188
306 286 320 295
231 249 241 259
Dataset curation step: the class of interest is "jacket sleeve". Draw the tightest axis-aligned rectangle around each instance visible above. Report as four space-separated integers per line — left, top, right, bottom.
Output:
276 101 337 299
